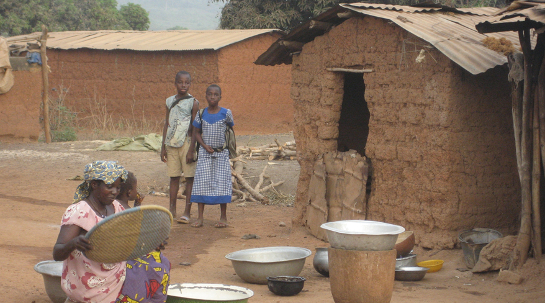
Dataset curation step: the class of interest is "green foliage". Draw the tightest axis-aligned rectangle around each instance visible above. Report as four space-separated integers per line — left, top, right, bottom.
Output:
49 88 77 142
213 0 507 31
167 25 189 30
0 0 151 36
119 2 150 30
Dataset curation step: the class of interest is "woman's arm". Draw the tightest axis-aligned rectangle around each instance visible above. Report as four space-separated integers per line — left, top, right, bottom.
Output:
194 126 214 154
160 105 170 163
53 224 91 261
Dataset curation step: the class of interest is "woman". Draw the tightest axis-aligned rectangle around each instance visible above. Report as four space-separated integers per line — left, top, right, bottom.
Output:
53 161 128 303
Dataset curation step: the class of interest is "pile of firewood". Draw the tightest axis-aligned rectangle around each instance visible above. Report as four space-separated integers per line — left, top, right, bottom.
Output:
229 159 284 204
236 139 296 161
176 158 284 205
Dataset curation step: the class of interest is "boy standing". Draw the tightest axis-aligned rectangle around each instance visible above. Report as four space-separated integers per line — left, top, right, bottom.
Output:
161 71 199 223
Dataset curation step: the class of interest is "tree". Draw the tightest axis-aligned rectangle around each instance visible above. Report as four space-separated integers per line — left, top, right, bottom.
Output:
167 26 189 30
120 3 150 31
0 0 150 36
213 0 507 31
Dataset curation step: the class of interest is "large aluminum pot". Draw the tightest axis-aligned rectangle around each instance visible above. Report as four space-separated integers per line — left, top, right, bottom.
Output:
225 246 311 284
321 220 405 251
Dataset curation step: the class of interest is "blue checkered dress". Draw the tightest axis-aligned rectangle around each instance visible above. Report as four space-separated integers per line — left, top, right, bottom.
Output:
191 107 234 204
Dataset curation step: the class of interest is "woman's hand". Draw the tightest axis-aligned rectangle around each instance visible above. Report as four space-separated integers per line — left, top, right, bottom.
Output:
203 144 214 154
53 225 90 261
71 235 93 252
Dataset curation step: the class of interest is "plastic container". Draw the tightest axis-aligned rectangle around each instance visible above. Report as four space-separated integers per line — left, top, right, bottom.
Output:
417 260 444 273
459 228 502 268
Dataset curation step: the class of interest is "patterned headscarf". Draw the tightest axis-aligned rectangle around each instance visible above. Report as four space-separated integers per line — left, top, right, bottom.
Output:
73 160 128 203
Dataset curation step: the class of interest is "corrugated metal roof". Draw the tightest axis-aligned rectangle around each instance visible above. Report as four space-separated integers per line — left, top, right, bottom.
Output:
23 29 282 52
475 1 545 33
256 3 520 75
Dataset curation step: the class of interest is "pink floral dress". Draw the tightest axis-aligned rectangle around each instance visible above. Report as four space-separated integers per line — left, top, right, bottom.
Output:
60 201 127 303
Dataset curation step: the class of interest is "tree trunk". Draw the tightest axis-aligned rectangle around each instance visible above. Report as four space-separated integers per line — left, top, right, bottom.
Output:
511 28 534 270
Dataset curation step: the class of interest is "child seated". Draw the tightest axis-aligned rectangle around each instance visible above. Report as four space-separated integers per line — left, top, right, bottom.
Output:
115 171 171 303
116 171 144 209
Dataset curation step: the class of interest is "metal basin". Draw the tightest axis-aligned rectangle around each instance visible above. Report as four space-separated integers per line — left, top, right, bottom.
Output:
396 253 417 269
395 266 428 281
320 220 405 251
166 283 254 303
34 260 67 303
225 246 311 284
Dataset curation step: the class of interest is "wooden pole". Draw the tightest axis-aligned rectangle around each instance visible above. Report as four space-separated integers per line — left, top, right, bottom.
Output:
40 25 51 143
535 37 545 262
511 28 534 270
532 88 542 262
509 53 524 182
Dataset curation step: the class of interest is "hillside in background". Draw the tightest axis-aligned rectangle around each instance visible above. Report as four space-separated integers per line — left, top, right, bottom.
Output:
117 0 224 30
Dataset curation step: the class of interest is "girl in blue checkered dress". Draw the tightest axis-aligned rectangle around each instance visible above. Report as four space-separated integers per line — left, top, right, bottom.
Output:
190 84 234 228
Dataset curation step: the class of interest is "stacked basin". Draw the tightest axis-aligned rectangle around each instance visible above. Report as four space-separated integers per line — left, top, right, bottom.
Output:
321 220 405 303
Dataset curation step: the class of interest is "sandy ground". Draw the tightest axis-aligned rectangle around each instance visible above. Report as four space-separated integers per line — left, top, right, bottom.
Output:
1 135 544 303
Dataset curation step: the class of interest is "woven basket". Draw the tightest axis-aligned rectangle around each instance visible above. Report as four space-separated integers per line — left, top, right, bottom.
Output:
84 205 172 263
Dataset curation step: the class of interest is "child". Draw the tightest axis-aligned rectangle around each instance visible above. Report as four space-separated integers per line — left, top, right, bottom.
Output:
116 171 144 209
115 172 171 303
160 71 199 223
190 84 234 228
53 161 128 303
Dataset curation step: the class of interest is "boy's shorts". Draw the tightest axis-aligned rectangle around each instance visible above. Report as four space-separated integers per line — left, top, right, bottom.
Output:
166 137 196 178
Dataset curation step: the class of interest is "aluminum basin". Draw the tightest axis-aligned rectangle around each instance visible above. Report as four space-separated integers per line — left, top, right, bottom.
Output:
225 246 311 284
320 220 405 251
166 283 253 303
34 260 67 303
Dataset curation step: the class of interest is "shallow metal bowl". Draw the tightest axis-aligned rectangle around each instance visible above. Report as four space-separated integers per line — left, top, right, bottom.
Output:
166 283 254 303
320 220 405 251
225 246 312 284
395 266 428 281
267 276 305 296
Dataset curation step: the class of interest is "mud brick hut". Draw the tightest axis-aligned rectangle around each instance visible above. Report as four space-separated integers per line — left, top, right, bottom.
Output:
38 29 292 135
256 3 525 248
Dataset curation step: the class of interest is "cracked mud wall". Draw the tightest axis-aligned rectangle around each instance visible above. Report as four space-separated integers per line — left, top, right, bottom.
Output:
292 16 520 248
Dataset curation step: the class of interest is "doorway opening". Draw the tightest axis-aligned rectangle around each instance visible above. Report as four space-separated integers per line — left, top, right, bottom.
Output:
337 72 370 156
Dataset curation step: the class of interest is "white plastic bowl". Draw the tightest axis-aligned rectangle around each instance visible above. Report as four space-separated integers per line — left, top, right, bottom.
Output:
225 246 311 284
320 220 405 251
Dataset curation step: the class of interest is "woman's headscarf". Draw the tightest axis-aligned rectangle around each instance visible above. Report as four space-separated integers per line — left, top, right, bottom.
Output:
73 160 128 203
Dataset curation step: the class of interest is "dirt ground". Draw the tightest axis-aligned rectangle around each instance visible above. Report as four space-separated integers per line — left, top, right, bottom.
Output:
1 134 544 303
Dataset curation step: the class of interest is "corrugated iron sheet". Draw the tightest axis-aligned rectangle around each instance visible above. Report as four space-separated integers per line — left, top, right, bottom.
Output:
32 29 282 51
475 1 545 33
341 4 520 75
256 3 521 75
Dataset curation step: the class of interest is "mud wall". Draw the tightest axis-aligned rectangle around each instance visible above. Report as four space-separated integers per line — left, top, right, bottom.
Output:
217 33 293 134
0 68 43 141
47 49 218 133
47 33 293 135
292 17 520 248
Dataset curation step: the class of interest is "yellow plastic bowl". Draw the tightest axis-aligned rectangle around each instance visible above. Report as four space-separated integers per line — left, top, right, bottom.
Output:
417 260 444 273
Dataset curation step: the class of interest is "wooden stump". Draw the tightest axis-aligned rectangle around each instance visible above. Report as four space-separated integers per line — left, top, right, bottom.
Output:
329 248 395 303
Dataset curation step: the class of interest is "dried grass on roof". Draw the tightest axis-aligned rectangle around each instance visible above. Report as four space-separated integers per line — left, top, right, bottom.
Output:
482 37 517 56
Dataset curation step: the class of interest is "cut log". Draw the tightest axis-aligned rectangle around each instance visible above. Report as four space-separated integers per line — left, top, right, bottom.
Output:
232 171 269 204
254 165 268 192
260 181 285 193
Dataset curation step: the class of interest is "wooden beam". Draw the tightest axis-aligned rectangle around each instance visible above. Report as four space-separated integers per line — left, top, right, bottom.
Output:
309 20 332 31
337 11 355 19
326 67 373 73
40 25 51 144
279 40 303 51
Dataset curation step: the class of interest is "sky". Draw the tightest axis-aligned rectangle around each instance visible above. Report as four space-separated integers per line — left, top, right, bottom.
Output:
117 0 226 30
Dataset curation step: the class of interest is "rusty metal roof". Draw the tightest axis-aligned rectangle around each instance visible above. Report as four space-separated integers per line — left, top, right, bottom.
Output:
19 29 282 52
255 3 520 75
476 1 545 33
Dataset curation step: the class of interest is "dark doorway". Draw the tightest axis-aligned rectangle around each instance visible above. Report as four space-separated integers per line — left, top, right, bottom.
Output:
337 72 370 156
